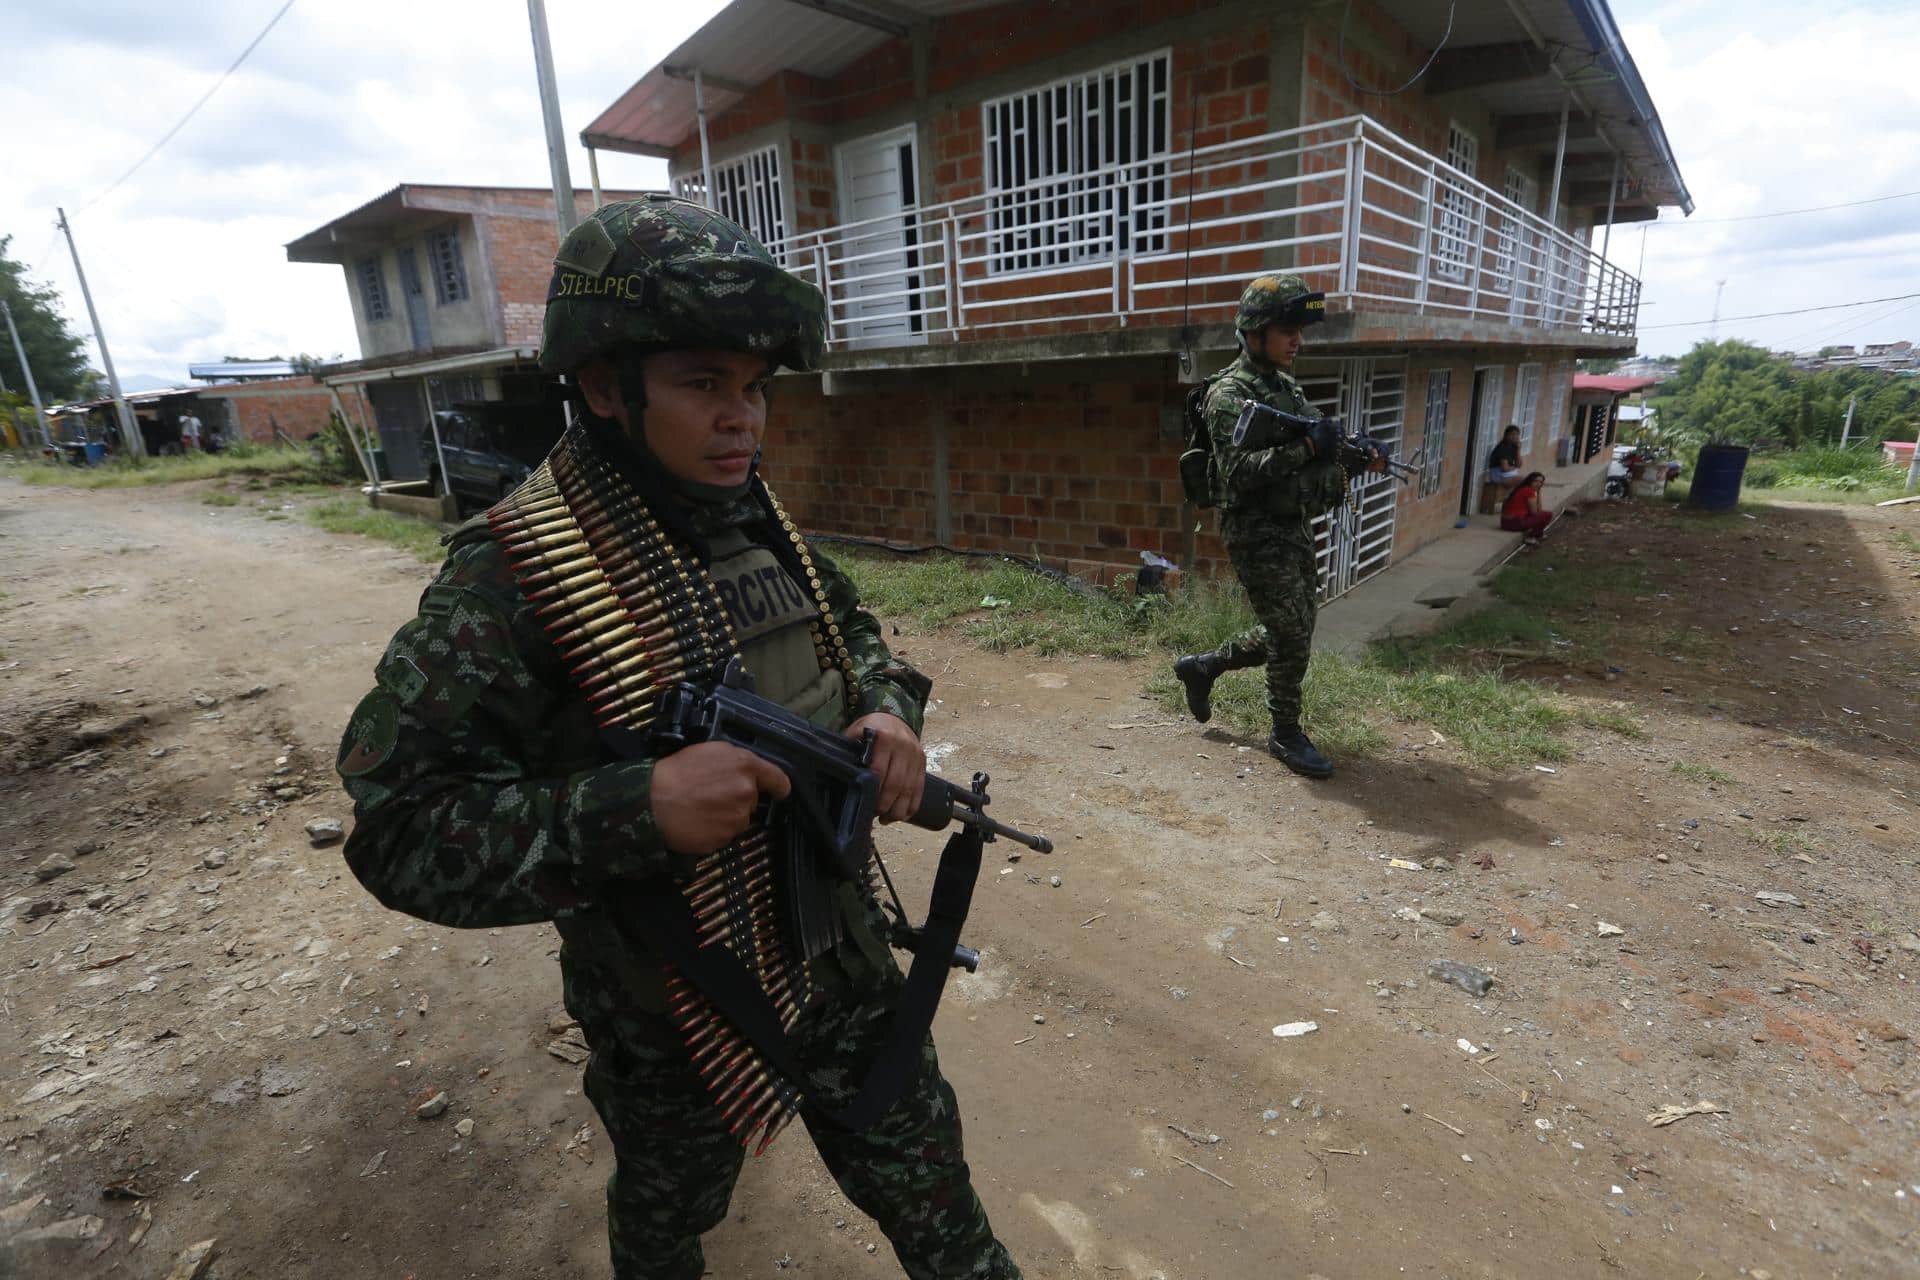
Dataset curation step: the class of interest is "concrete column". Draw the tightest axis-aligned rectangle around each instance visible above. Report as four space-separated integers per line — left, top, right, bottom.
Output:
931 393 953 546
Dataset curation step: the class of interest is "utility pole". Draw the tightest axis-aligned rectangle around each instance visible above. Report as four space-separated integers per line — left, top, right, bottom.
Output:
1839 393 1856 447
525 0 579 242
56 207 144 458
1709 278 1727 341
2 298 54 446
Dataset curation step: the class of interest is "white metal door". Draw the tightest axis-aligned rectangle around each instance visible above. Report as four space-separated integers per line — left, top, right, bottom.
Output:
1297 359 1407 603
834 125 924 347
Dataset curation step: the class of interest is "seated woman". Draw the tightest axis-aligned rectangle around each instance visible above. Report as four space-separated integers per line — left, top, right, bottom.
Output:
1500 471 1554 538
1486 425 1523 481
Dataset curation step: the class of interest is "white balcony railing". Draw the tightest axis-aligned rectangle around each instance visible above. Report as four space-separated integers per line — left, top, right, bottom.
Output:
769 115 1640 353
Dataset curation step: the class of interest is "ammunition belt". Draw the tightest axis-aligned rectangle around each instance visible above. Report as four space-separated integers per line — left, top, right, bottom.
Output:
487 425 857 1153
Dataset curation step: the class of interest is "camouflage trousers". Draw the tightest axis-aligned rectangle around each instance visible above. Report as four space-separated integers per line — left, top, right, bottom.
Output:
573 951 1020 1280
1210 511 1320 728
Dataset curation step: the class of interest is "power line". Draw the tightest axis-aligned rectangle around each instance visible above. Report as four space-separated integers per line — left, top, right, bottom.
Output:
1638 290 1920 331
1649 188 1920 227
74 0 298 216
1785 296 1920 351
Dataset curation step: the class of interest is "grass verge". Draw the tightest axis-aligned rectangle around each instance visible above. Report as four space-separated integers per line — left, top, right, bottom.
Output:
838 545 1642 770
305 497 449 563
12 445 338 489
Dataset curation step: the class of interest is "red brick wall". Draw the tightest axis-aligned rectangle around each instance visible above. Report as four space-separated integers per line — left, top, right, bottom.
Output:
766 372 1197 581
200 379 339 445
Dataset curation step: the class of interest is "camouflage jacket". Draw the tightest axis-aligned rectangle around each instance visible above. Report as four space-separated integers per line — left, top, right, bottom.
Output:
1204 352 1347 523
334 489 927 935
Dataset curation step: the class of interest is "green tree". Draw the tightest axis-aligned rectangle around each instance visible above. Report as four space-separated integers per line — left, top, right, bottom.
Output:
1653 338 1920 449
0 234 92 403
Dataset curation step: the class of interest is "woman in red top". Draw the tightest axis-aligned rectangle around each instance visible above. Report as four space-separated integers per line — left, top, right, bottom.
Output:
1500 471 1553 538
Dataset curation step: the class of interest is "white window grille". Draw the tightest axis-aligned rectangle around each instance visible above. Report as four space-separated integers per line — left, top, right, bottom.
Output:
357 256 390 323
1418 369 1450 497
1492 166 1535 292
982 51 1170 275
1434 124 1479 284
674 145 789 262
1514 363 1543 454
427 228 469 305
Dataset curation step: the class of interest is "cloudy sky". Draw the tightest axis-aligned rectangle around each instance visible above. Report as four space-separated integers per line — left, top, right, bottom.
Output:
2 0 1915 385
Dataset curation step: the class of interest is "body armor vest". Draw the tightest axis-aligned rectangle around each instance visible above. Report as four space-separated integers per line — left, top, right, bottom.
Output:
485 424 860 1154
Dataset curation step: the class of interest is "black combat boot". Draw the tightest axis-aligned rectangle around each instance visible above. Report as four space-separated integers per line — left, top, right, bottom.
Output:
1172 652 1228 723
1268 724 1333 779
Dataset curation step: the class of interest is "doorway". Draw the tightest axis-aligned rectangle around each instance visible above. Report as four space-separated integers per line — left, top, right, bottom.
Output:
396 247 432 351
834 124 925 347
1460 365 1506 517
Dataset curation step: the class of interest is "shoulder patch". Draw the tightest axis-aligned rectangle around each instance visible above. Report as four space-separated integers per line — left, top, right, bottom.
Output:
420 584 465 618
377 654 429 705
338 690 400 778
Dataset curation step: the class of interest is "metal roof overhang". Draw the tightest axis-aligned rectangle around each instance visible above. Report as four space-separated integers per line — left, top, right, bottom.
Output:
581 0 1000 157
587 0 1688 220
1377 0 1691 216
321 346 541 387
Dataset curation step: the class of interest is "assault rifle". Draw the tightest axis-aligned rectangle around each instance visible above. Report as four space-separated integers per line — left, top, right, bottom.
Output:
651 657 1051 970
1232 402 1423 485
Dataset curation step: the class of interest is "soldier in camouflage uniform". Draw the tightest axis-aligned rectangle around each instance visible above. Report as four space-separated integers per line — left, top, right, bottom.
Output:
1171 274 1356 779
336 196 1021 1280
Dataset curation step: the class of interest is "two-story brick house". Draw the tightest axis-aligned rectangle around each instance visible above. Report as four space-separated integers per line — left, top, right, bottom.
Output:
579 0 1689 595
287 184 649 487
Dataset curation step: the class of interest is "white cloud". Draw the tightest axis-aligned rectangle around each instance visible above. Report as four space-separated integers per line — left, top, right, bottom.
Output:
4 1 1914 379
1 0 717 382
1619 0 1920 352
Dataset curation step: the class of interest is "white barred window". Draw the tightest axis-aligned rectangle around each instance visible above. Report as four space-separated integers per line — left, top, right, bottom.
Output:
673 145 788 261
1434 123 1479 284
982 51 1170 275
1514 363 1543 454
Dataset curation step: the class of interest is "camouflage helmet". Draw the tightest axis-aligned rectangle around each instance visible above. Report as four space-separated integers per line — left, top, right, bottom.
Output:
538 195 827 374
1234 273 1326 333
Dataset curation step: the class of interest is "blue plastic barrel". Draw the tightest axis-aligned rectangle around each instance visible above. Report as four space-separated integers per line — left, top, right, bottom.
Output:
1688 443 1749 511
83 441 107 466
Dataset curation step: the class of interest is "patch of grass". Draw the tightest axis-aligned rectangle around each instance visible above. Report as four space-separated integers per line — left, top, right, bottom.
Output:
1658 625 1720 660
201 491 241 507
14 444 343 490
305 497 448 562
1671 760 1737 787
1764 829 1820 858
836 548 1257 661
1891 530 1920 555
843 545 1647 770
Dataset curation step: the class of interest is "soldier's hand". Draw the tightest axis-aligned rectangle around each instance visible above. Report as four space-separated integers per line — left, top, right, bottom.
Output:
651 742 792 856
846 712 925 824
1305 417 1341 459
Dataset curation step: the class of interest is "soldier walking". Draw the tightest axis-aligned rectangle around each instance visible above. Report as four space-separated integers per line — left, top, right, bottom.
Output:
1172 273 1365 779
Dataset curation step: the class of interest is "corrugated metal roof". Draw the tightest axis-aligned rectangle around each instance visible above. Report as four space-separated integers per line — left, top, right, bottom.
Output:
582 0 1003 157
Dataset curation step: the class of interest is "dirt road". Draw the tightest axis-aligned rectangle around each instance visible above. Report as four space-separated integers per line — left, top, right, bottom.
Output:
3 478 1917 1279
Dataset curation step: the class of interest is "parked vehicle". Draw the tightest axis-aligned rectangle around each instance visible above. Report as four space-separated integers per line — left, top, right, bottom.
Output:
421 405 563 512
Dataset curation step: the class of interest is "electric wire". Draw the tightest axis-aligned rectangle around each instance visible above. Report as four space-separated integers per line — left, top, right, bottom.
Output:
1648 188 1920 227
1337 1 1455 96
1637 291 1920 331
74 0 299 216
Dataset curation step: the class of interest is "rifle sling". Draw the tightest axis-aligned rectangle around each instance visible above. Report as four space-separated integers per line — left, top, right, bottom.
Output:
616 821 982 1133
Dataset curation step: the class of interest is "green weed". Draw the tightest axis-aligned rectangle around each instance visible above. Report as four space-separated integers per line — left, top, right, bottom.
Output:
305 498 448 563
14 444 341 490
1671 760 1737 787
201 491 241 507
